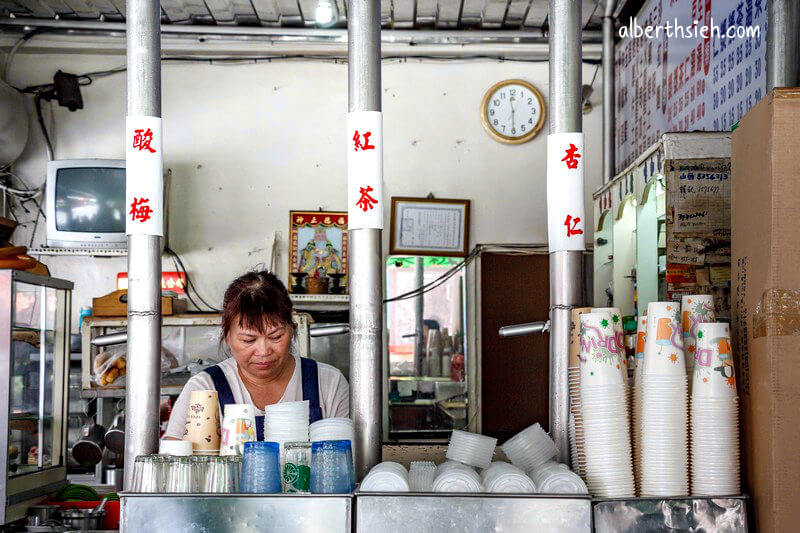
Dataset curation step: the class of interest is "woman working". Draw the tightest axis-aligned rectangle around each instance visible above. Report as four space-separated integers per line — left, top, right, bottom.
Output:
165 271 349 440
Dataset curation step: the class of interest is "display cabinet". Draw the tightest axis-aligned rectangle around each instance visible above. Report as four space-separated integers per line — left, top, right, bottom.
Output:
0 270 72 524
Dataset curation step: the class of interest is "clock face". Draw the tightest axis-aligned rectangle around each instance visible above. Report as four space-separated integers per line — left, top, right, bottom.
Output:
481 80 545 144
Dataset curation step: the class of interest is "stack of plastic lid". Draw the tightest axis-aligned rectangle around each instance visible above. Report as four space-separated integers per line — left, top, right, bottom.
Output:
500 423 558 472
310 418 354 446
580 311 635 498
264 401 309 443
445 430 497 469
432 461 482 492
408 461 437 492
690 322 740 496
359 461 410 492
528 461 589 494
480 462 536 493
640 302 689 497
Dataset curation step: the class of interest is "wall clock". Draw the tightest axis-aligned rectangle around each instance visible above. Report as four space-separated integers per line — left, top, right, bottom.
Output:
480 79 546 144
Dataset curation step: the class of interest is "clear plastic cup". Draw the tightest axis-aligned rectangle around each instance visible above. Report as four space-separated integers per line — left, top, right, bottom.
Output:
310 440 355 494
241 441 282 494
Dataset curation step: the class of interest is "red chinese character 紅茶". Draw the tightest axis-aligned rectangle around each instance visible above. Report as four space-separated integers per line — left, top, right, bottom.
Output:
561 143 581 169
356 186 378 212
132 128 156 153
353 130 376 151
564 214 583 237
129 197 153 223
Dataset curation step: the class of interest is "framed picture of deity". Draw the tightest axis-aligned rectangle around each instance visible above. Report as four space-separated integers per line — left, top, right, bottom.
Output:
289 211 348 294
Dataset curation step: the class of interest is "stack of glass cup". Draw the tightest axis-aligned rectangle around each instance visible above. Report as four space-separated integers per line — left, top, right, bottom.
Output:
500 423 558 473
445 430 497 470
681 295 716 393
360 461 410 492
241 441 282 493
632 314 647 489
640 302 689 497
579 311 635 498
480 462 536 493
568 307 592 480
690 322 740 496
310 440 355 494
131 454 242 493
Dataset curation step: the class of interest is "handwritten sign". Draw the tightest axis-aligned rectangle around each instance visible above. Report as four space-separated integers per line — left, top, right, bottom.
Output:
547 132 586 252
347 111 383 230
126 116 163 236
667 237 706 265
667 159 731 237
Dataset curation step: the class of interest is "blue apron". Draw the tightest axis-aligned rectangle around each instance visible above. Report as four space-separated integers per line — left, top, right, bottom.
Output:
204 357 323 440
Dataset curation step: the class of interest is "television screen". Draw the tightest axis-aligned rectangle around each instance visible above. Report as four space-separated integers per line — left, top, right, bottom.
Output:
54 167 126 233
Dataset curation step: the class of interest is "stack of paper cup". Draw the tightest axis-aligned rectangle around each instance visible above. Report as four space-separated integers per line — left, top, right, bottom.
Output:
681 295 716 390
632 314 647 487
220 404 257 456
184 390 221 455
690 322 740 496
445 430 497 469
640 302 689 497
568 307 592 479
432 461 483 492
263 401 310 443
500 423 558 472
480 462 536 493
579 312 635 497
409 461 437 492
591 307 629 384
158 439 193 456
529 461 589 494
360 461 410 492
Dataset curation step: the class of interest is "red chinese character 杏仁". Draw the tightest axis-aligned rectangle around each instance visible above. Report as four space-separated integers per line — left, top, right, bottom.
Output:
129 197 153 223
561 143 581 169
564 214 583 237
356 186 378 212
132 128 156 153
353 130 376 151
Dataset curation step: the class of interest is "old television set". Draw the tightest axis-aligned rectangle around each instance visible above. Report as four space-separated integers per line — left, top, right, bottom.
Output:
45 159 127 249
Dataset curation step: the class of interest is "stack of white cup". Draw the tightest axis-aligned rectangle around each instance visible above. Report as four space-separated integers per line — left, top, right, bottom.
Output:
446 430 497 469
690 322 740 496
640 302 689 497
263 401 309 443
579 311 635 498
500 423 558 472
632 314 647 488
408 461 437 492
432 461 483 492
528 461 589 494
360 461 410 492
480 462 536 493
568 308 592 480
591 307 629 385
680 295 716 393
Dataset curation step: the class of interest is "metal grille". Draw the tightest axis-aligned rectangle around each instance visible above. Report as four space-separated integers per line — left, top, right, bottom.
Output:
0 0 604 30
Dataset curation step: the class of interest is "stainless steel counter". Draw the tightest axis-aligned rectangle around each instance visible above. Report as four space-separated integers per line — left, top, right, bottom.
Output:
593 496 748 533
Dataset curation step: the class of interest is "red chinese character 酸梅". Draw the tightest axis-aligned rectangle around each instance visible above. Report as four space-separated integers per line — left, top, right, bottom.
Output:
129 197 153 223
564 214 583 237
561 143 581 169
353 130 376 151
356 186 378 212
132 128 156 153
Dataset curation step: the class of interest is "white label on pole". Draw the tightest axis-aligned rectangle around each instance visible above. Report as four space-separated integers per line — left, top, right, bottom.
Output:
125 116 164 236
347 111 384 230
547 132 586 252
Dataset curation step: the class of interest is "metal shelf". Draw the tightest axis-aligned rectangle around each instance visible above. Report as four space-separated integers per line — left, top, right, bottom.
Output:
28 247 127 257
80 384 186 398
390 376 454 382
290 293 349 311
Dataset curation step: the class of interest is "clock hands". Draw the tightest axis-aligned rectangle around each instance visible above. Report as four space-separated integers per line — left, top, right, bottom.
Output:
510 95 516 131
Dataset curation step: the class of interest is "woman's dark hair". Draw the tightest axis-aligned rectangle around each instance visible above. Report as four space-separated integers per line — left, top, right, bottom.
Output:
221 271 294 338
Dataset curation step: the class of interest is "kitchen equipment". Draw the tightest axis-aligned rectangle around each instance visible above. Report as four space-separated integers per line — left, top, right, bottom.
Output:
59 508 105 531
26 505 60 526
104 411 124 454
105 467 123 490
71 421 106 468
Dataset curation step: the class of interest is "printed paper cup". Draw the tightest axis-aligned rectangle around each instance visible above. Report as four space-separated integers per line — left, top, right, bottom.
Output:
692 322 736 398
643 302 686 376
570 307 593 368
184 390 221 454
680 295 716 379
592 307 628 383
220 403 257 456
580 312 624 386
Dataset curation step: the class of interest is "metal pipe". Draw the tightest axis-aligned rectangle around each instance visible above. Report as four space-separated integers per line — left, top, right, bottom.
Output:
309 323 350 337
413 257 425 376
548 0 584 463
498 320 550 337
347 0 383 480
766 0 800 90
124 0 162 490
0 17 602 43
91 331 128 347
602 0 616 182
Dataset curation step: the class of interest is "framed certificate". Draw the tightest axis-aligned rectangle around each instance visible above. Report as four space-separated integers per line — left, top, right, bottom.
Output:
389 197 470 257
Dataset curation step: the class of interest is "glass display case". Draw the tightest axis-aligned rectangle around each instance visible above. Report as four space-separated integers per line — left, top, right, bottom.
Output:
0 270 72 524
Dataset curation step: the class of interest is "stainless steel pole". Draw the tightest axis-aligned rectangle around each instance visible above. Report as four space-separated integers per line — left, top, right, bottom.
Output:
348 0 383 480
124 0 162 490
548 0 584 463
766 0 800 90
414 257 425 376
602 0 616 183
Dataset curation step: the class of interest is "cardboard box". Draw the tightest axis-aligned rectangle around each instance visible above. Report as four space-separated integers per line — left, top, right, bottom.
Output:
732 88 800 533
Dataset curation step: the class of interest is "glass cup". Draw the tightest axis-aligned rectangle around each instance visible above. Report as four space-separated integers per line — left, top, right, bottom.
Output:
283 442 312 493
191 456 211 492
310 440 355 494
131 455 167 492
166 456 195 493
241 442 282 494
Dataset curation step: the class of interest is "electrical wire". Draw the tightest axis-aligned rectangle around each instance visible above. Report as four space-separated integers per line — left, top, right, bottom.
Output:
33 92 55 161
164 246 221 312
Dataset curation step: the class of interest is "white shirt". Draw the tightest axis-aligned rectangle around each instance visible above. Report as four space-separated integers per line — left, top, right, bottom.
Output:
164 356 350 439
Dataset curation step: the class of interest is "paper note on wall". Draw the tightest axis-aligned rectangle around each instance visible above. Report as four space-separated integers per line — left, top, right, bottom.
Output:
666 159 731 238
547 132 586 252
126 116 164 236
347 111 384 230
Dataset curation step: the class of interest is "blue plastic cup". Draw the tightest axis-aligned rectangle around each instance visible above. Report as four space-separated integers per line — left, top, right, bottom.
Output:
310 440 355 494
241 441 281 493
